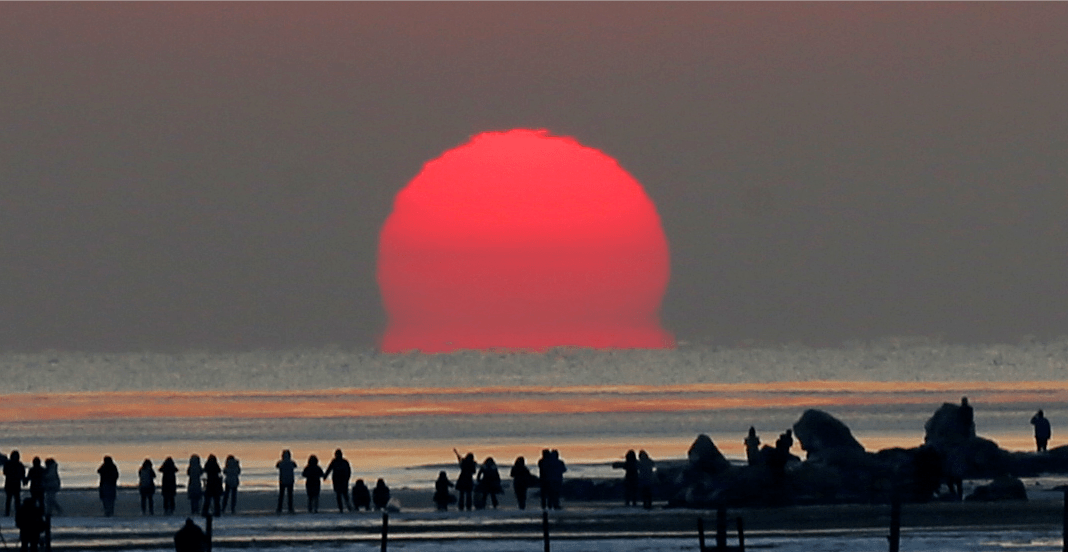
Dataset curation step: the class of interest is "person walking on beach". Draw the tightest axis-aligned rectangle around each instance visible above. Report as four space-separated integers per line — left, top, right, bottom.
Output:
959 397 975 437
372 478 391 511
160 457 178 515
15 496 45 552
186 455 203 516
42 458 62 517
509 457 534 510
201 455 223 517
97 456 119 517
302 455 324 513
1031 410 1052 452
138 459 156 515
221 455 240 514
275 450 297 514
745 427 762 467
4 450 26 516
454 450 477 511
537 449 551 510
352 479 371 512
323 449 353 512
433 471 454 511
613 450 639 507
476 457 503 509
637 450 656 510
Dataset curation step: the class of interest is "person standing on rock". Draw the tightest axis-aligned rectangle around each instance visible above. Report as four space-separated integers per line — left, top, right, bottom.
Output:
744 427 762 467
637 450 656 510
1031 410 1052 452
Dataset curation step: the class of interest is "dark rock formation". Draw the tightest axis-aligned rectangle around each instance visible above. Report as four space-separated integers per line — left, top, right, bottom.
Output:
966 475 1027 502
687 434 731 476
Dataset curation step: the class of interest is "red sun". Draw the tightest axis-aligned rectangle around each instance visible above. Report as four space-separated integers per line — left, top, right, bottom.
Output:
377 129 673 353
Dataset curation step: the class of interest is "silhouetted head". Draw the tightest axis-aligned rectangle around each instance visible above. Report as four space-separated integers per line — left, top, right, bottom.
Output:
464 453 474 462
515 456 526 466
206 454 217 465
625 450 636 461
185 517 197 528
281 450 291 461
639 450 650 461
542 449 550 458
437 471 448 480
102 455 112 465
142 458 152 468
10 451 19 462
308 455 318 466
1038 409 1045 417
376 478 386 487
355 478 365 487
32 456 41 467
163 457 175 468
961 397 969 406
226 455 236 465
484 457 496 467
748 426 757 437
550 450 559 460
189 454 201 468
335 449 343 458
45 458 56 468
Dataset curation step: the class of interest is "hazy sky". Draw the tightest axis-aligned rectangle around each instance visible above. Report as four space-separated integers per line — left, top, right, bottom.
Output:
3 3 1067 351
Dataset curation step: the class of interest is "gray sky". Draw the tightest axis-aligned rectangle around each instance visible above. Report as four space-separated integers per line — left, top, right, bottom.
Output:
2 3 1066 351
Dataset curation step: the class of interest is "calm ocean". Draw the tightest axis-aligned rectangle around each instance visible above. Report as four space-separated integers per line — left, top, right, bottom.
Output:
3 339 1067 490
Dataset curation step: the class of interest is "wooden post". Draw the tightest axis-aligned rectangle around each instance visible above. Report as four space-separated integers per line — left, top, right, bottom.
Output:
736 516 745 552
1062 488 1068 552
716 506 727 551
888 494 901 552
542 510 551 552
697 517 706 552
381 512 389 552
205 514 213 552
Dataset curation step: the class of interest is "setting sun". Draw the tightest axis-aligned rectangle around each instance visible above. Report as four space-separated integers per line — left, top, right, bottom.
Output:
377 129 674 353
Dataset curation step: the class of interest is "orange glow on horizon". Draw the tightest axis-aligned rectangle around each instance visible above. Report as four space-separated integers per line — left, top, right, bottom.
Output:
5 380 1066 423
377 129 673 353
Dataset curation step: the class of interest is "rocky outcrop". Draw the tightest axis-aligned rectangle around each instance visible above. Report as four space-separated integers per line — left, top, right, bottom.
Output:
966 475 1027 502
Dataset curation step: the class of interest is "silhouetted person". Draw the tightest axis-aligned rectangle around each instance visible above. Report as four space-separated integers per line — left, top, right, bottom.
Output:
454 450 477 511
173 517 208 552
913 446 943 503
537 449 551 510
510 456 534 510
4 450 25 516
201 455 222 517
138 458 156 515
42 458 61 517
433 471 454 511
775 429 794 454
97 456 119 517
302 455 323 513
221 455 240 514
323 449 353 512
547 450 566 510
1032 409 1052 452
186 455 203 516
477 457 502 509
744 427 762 467
352 479 371 511
26 457 44 509
372 478 390 511
637 450 656 510
959 397 975 437
275 450 297 514
160 457 178 515
15 497 44 552
613 450 639 506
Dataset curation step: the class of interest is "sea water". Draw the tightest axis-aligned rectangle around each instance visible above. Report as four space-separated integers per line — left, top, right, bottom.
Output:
2 338 1067 492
